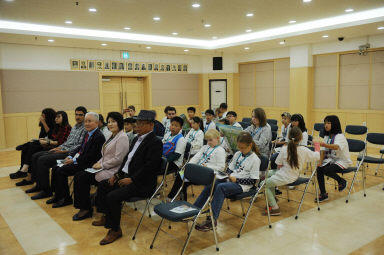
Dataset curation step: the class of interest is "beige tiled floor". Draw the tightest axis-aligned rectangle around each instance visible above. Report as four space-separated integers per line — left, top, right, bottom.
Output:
1 149 384 255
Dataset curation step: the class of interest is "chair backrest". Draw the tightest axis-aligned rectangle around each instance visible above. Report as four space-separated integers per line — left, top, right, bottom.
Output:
242 117 252 123
307 135 313 145
239 121 251 129
259 155 269 172
271 131 277 141
345 125 368 135
347 138 366 153
270 124 278 132
184 142 192 159
313 123 324 132
184 163 215 185
367 133 384 145
267 119 278 125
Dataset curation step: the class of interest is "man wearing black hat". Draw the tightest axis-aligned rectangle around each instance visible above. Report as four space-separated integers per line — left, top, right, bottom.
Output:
93 110 163 245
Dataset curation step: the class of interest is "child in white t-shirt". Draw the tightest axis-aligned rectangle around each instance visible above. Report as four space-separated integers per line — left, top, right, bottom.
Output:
185 117 204 155
264 127 320 216
203 109 216 133
226 111 243 129
316 115 352 202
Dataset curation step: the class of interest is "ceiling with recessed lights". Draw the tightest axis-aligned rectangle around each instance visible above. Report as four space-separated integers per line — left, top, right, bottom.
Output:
0 0 383 54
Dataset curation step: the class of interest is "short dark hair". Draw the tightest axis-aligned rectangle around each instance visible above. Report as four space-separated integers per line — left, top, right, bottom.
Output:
291 114 307 132
252 108 267 127
99 114 106 126
324 115 342 136
168 106 176 113
107 112 124 130
205 109 214 116
227 111 237 118
164 106 171 114
187 107 196 113
124 117 136 124
75 106 87 115
56 111 69 127
219 103 228 110
219 118 230 125
127 105 135 111
171 116 184 127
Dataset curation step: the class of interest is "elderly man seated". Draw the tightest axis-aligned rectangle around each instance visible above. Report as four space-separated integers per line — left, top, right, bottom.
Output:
93 110 163 245
49 112 106 208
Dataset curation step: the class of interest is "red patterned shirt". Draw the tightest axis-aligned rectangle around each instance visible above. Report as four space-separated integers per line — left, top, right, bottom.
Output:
52 125 72 146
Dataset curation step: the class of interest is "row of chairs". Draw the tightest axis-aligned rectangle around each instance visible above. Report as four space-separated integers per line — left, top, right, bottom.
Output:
122 124 384 255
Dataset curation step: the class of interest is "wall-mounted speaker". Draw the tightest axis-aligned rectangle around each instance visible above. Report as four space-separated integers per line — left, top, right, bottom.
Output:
213 57 223 70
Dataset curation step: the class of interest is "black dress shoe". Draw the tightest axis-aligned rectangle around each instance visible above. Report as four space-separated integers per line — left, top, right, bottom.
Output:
9 170 27 179
25 186 41 193
72 209 93 221
15 179 33 186
31 191 52 200
46 196 58 204
52 198 73 208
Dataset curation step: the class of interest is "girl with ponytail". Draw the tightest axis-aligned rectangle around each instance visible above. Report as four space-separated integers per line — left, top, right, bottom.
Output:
194 131 261 231
264 127 320 216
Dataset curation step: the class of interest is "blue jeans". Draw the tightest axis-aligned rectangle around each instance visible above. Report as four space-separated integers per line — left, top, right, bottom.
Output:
194 180 243 220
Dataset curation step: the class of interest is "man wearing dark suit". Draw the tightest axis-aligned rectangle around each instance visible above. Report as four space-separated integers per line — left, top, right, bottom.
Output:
50 112 106 208
93 110 163 245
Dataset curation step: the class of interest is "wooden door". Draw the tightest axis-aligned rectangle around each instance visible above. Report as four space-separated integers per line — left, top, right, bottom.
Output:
101 77 123 116
122 77 144 116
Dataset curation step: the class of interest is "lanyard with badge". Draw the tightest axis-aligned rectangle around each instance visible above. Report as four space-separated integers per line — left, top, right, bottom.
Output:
251 127 261 137
233 153 250 171
198 145 218 165
204 122 211 132
325 135 336 157
188 130 197 142
164 133 176 143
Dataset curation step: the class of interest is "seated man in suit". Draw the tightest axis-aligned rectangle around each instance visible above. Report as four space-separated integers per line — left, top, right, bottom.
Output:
49 112 106 208
93 110 163 245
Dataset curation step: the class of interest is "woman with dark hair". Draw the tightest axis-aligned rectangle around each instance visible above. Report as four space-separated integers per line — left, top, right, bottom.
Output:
290 114 308 146
244 108 272 157
98 114 112 139
10 108 56 180
71 112 129 221
316 115 352 202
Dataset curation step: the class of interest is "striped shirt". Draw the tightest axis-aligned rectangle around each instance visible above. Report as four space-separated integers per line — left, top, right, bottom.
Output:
60 123 86 154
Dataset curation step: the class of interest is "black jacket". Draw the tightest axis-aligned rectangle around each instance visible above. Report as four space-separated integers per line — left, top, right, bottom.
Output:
70 128 106 169
117 131 163 195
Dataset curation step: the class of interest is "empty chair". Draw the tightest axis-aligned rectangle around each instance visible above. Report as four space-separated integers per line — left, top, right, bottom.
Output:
242 117 252 123
357 133 384 177
267 119 278 126
312 123 324 138
150 163 218 255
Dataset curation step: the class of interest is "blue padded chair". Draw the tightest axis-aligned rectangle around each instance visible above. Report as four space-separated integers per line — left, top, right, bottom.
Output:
312 123 324 138
150 163 219 255
267 119 278 126
226 155 269 237
239 121 251 129
242 117 252 123
357 133 384 177
129 157 168 240
270 124 278 133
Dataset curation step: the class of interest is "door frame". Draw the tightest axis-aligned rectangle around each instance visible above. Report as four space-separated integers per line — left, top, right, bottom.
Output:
209 79 227 110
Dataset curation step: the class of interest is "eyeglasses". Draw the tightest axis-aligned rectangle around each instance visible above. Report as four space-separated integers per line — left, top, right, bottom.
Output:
75 114 85 116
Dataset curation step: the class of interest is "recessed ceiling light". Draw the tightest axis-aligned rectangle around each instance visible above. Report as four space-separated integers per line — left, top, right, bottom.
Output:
303 0 312 3
184 49 189 52
279 41 285 45
244 47 250 50
48 39 54 42
192 3 200 8
212 36 218 39
322 34 329 38
64 20 72 24
345 8 354 13
378 26 384 30
246 29 252 33
153 17 160 21
124 27 131 30
146 46 151 49
4 0 15 2
204 24 211 28
288 20 296 24
246 13 254 17
101 43 107 46
172 32 178 35
88 8 97 12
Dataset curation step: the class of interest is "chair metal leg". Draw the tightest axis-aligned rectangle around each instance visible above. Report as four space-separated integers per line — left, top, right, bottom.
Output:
238 183 264 238
346 170 359 203
209 206 219 252
240 200 245 216
287 188 290 202
191 185 195 197
363 165 367 197
181 216 201 255
374 154 383 175
264 187 272 228
150 218 165 249
226 198 230 210
133 202 137 211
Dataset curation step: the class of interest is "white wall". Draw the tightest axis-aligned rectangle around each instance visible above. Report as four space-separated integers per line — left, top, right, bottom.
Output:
0 43 203 73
